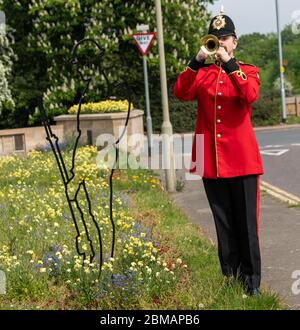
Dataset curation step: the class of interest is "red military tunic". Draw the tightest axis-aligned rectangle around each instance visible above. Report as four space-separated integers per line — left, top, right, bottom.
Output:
174 58 264 179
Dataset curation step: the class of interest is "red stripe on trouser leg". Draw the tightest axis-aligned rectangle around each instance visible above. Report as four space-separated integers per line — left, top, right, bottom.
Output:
256 175 260 239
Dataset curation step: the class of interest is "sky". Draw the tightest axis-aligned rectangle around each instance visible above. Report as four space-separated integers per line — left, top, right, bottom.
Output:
207 0 300 36
1 2 299 37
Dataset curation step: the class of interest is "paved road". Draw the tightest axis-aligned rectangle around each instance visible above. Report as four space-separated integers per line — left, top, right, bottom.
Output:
256 127 300 146
256 128 300 197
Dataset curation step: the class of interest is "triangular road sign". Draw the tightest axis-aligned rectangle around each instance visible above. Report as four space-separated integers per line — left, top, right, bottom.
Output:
131 33 156 56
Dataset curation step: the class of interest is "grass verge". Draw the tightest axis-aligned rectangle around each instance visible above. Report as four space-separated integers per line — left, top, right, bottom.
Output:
125 183 284 310
0 147 284 309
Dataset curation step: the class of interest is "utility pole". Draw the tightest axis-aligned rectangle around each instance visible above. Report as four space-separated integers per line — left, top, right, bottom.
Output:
155 0 176 192
275 0 287 123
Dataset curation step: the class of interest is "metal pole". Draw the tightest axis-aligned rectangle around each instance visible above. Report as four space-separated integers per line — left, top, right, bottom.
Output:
136 24 154 157
275 0 287 123
155 0 176 192
143 55 153 157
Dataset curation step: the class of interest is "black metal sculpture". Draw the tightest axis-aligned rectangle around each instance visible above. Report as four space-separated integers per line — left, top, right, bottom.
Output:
38 38 133 277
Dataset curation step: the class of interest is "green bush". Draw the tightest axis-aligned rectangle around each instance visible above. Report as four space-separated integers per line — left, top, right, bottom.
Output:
252 91 281 126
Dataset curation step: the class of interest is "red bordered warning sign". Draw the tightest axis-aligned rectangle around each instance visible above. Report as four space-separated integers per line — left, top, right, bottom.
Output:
131 32 156 56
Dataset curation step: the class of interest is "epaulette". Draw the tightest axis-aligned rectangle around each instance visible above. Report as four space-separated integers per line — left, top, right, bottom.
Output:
238 61 256 67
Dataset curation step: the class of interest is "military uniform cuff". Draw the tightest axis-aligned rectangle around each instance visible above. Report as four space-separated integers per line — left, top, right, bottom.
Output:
188 57 205 71
222 58 239 74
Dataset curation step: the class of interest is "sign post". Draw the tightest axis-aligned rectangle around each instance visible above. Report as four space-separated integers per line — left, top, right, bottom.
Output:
131 29 156 157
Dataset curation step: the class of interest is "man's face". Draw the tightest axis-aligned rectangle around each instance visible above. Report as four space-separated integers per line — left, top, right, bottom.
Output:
218 35 237 56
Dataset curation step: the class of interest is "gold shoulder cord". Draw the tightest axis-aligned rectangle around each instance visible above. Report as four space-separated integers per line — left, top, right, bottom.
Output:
228 70 247 81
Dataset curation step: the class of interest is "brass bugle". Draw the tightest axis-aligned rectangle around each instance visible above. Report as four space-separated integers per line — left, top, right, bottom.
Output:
200 34 219 56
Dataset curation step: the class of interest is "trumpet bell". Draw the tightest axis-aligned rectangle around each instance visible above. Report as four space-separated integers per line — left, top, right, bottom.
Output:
201 34 219 55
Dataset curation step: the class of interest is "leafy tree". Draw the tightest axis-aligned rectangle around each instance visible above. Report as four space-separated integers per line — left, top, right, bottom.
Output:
235 26 300 125
0 13 15 124
0 0 213 131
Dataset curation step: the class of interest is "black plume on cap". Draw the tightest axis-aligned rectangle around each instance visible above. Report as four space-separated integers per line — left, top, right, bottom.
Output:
208 14 237 38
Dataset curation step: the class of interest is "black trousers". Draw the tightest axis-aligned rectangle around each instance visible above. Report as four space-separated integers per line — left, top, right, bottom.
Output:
202 175 261 290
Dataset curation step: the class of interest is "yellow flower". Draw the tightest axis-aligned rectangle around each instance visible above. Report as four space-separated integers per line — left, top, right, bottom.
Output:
40 268 47 273
2 245 8 252
176 258 183 264
68 100 134 114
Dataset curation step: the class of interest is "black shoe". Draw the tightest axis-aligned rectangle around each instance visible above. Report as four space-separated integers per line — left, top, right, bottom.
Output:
247 288 261 297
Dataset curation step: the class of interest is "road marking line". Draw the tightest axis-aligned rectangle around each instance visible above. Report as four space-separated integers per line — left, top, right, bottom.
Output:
260 149 289 156
261 181 300 206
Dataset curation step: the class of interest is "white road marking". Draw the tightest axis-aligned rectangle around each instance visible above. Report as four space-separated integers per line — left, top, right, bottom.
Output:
260 149 289 156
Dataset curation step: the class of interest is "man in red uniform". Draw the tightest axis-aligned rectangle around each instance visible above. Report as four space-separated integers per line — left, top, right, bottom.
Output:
174 12 264 296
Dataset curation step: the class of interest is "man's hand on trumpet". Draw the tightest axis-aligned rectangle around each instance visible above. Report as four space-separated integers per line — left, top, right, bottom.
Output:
195 48 208 63
215 46 231 63
195 45 232 64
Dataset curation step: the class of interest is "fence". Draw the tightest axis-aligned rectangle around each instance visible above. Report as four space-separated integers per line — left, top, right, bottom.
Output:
286 96 300 117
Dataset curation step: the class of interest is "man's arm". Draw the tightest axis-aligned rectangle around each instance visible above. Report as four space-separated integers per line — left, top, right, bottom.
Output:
174 50 208 102
223 58 260 104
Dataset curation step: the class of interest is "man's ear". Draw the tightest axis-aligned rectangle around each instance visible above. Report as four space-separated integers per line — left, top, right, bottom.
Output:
233 39 238 50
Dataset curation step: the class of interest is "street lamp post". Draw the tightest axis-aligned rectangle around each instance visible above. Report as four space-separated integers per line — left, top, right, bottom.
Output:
154 0 176 192
275 0 287 123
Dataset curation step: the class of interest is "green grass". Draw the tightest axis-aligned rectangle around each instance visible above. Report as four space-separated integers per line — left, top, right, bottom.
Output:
127 187 283 310
0 147 284 310
286 116 300 125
